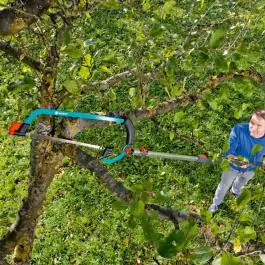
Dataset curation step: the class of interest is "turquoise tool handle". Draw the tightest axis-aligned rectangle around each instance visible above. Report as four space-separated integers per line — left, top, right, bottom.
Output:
13 108 134 165
101 118 134 165
24 108 125 124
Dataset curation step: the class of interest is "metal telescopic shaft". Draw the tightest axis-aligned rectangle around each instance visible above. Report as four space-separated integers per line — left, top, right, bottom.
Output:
33 135 104 150
132 150 211 163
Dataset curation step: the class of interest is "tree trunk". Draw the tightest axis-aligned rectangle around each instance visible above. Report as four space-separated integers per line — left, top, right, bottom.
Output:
0 135 63 264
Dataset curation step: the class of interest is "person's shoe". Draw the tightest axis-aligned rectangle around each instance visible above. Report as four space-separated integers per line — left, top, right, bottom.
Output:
208 204 218 213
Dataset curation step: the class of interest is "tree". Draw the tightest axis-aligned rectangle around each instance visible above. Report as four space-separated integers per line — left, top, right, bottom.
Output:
0 0 265 264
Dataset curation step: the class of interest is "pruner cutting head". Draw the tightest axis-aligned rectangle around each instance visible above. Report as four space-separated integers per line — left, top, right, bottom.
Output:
8 122 30 136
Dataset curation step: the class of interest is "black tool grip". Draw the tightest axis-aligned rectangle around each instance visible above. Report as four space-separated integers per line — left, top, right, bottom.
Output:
15 123 30 136
123 118 134 145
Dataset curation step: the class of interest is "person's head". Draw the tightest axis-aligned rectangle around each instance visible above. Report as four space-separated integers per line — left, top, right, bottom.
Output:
249 109 265 138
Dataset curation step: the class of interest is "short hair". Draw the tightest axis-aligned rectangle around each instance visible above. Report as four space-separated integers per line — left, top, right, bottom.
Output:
254 109 265 120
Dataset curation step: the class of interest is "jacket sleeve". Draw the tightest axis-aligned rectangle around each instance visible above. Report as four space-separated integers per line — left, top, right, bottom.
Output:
223 125 240 157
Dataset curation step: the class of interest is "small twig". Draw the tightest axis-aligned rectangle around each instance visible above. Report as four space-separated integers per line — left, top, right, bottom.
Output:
236 250 263 257
0 3 39 19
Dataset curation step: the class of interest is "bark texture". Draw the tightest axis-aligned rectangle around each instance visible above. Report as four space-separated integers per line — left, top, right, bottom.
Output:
0 0 53 36
0 136 63 264
61 145 199 222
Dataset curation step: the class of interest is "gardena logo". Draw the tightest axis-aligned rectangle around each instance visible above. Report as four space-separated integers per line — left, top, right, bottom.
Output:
54 111 67 116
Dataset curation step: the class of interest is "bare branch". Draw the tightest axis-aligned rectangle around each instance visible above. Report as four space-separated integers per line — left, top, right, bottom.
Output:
236 249 264 257
0 41 43 72
61 144 199 223
60 67 265 140
62 144 133 202
0 0 53 36
0 3 39 20
0 136 63 263
80 68 153 92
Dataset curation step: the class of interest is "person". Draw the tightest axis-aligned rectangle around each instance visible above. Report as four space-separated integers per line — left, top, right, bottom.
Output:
208 109 265 213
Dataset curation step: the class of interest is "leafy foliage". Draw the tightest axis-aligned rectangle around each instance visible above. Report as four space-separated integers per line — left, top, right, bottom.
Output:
1 0 265 264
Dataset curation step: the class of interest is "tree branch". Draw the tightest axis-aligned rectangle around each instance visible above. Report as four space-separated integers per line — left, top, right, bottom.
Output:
62 144 133 202
80 68 153 92
0 41 43 72
0 0 53 36
60 144 200 223
0 136 63 263
61 67 265 139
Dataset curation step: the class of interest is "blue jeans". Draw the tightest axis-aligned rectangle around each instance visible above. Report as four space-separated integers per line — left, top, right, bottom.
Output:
212 168 255 206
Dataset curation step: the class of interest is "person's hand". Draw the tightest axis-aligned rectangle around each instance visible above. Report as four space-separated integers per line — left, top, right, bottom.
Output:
227 155 249 168
227 155 236 160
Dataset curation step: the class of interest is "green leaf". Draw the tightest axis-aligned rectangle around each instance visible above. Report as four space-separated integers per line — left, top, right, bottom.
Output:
140 214 162 243
197 51 209 65
209 29 226 49
129 87 136 97
157 239 178 258
190 246 213 265
241 103 249 111
158 230 184 258
131 184 144 191
63 31 71 45
63 46 83 59
112 200 129 210
260 233 265 244
128 216 137 229
223 143 229 152
99 65 111 73
170 85 183 97
173 230 187 251
174 111 185 122
236 189 251 209
211 222 220 235
169 131 175 141
158 222 198 258
181 221 199 244
229 61 238 71
208 100 218 111
102 53 117 64
103 0 120 9
220 159 230 172
233 238 242 253
214 54 228 72
221 252 243 265
61 97 74 110
131 199 145 217
142 0 151 12
239 213 254 225
200 0 204 9
84 54 92 66
251 144 263 155
79 66 90 80
64 79 79 95
237 226 256 243
108 89 116 101
200 209 212 223
163 1 176 14
131 95 142 108
234 109 243 120
142 180 153 191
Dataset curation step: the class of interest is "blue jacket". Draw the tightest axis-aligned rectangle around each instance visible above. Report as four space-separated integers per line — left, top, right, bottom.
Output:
224 123 265 172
